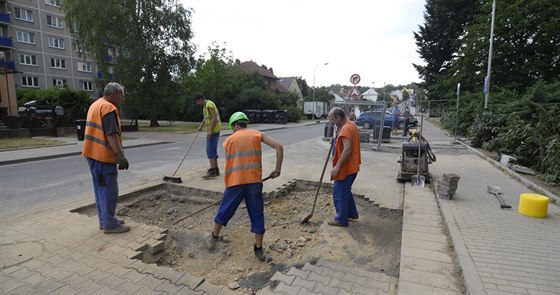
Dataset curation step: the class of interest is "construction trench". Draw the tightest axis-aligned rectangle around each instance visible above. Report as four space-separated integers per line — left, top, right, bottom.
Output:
74 179 403 293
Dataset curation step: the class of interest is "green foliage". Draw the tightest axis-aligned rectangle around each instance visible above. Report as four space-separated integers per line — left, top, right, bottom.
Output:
64 0 196 127
284 106 301 122
16 88 91 125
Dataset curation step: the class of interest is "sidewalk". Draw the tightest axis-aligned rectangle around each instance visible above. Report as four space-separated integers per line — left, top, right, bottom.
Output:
1 120 558 294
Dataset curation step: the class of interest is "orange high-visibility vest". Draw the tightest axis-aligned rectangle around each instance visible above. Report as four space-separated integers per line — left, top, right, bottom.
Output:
332 120 361 180
223 129 262 187
82 98 121 164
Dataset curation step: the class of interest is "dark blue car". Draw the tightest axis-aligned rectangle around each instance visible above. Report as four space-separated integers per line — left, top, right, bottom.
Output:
355 111 405 129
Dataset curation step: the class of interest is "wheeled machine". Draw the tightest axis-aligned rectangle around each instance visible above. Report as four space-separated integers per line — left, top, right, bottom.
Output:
397 135 435 183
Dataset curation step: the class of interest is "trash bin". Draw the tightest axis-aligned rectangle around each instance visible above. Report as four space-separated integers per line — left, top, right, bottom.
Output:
75 119 86 141
372 126 391 141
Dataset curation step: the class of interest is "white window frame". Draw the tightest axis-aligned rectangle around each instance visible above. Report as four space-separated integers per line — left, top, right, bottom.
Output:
48 37 64 49
46 15 64 29
50 58 66 69
53 78 66 87
21 76 39 88
45 0 61 7
80 81 93 91
19 53 37 66
14 7 34 22
16 31 35 44
77 61 92 72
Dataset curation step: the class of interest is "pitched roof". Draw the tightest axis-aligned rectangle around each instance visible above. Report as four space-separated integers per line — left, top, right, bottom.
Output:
279 77 297 90
239 61 278 80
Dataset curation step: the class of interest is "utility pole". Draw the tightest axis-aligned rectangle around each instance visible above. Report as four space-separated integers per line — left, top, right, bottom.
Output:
484 0 496 110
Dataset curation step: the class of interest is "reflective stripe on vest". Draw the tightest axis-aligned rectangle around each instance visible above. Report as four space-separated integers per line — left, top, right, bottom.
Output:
81 98 121 164
223 129 262 187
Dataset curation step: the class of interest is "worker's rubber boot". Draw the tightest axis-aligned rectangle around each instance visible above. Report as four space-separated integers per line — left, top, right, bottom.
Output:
205 233 218 250
254 245 266 262
202 167 219 179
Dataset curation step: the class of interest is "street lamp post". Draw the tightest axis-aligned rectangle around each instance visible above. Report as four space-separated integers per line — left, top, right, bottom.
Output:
312 62 329 119
484 0 496 110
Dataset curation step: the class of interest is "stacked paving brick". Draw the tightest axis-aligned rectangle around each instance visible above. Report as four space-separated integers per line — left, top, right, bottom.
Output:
437 173 460 200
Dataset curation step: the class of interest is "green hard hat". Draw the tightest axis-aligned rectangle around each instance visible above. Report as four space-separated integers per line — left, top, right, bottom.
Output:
228 111 249 129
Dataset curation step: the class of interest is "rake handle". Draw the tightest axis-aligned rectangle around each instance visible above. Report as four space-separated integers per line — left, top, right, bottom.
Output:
172 129 201 177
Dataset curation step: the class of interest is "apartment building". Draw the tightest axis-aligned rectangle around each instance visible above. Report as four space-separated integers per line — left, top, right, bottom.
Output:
0 0 102 108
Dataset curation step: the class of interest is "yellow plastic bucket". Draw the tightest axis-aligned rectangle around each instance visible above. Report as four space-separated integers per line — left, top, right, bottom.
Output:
518 193 548 218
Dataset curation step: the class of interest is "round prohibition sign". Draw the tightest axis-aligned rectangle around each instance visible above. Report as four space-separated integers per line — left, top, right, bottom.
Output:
350 74 361 85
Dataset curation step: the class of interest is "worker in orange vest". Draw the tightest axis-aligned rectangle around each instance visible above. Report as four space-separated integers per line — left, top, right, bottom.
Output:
82 82 130 234
328 107 361 227
205 112 283 261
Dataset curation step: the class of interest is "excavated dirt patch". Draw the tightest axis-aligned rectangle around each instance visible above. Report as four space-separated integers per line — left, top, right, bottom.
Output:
116 184 403 292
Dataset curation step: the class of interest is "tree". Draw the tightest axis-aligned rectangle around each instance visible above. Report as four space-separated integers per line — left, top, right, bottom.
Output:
413 0 480 99
64 0 196 126
450 0 560 96
182 43 248 121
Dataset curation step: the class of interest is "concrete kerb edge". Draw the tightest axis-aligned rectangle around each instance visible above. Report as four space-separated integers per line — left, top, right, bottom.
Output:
456 141 559 204
0 141 172 166
436 195 486 295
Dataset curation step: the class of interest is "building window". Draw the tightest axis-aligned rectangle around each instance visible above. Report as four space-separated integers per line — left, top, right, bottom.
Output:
80 81 93 91
14 7 34 22
16 31 35 44
45 0 61 7
77 61 92 72
46 15 64 29
48 37 64 49
19 54 37 66
50 58 66 69
53 79 66 87
21 76 39 88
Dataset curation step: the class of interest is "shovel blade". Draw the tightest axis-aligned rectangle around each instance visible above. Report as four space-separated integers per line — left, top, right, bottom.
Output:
411 175 425 187
487 185 501 195
300 213 313 224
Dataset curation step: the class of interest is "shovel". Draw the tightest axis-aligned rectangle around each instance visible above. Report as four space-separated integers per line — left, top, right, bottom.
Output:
487 185 512 209
300 138 335 224
411 114 425 187
163 129 201 183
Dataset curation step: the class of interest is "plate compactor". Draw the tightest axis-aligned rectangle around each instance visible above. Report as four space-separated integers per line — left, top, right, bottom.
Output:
397 134 436 183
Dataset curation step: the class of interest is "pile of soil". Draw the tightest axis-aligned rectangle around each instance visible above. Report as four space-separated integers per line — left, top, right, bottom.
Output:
117 186 403 292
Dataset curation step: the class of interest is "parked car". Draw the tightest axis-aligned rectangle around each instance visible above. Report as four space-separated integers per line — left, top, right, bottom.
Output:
356 111 405 129
18 100 64 128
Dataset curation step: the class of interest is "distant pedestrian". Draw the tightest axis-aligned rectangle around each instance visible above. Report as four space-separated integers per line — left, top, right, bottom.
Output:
391 105 401 134
205 112 283 261
327 107 361 227
82 82 130 234
194 94 222 179
402 107 411 136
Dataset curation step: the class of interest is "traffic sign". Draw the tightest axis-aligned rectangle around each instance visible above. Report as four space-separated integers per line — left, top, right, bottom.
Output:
350 74 361 85
350 86 361 97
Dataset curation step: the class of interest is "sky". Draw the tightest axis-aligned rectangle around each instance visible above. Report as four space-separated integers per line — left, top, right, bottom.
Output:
180 0 427 88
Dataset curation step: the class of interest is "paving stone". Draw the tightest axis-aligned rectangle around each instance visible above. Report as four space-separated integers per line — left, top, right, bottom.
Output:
49 285 82 294
306 271 331 286
91 285 123 295
137 274 165 290
176 272 205 289
0 279 29 293
400 268 460 292
273 281 301 294
291 276 316 292
113 278 145 294
120 269 148 284
397 280 458 295
400 247 454 264
99 274 128 289
155 281 187 294
157 267 185 284
286 267 310 279
312 281 338 295
270 272 295 285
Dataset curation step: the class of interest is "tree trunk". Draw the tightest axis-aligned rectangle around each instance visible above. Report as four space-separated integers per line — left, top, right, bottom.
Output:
149 113 160 127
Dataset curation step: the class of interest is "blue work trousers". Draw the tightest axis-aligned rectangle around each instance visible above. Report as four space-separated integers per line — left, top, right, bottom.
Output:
214 183 265 234
333 173 359 226
87 158 120 230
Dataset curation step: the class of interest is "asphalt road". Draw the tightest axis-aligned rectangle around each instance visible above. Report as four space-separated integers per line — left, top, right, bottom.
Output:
0 124 323 218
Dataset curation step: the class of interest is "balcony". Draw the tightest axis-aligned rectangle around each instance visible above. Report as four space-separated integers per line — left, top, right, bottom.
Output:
0 37 12 48
0 11 9 23
0 60 15 70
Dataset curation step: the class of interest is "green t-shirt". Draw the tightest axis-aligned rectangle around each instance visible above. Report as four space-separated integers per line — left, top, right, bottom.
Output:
203 100 222 133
